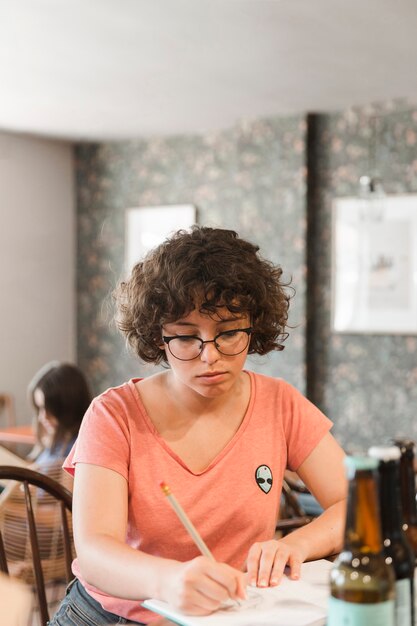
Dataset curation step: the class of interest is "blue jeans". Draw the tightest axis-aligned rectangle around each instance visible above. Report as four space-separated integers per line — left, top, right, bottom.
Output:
48 579 145 625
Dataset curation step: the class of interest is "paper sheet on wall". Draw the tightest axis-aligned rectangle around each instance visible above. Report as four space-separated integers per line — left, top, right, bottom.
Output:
143 560 332 626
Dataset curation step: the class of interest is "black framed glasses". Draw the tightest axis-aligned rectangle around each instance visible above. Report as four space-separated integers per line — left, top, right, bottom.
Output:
162 327 252 361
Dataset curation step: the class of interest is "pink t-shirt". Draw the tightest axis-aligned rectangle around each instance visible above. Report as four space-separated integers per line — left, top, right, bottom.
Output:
64 371 332 623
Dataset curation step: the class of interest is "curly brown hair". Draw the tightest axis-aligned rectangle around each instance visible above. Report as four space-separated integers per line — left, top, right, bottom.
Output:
115 226 293 364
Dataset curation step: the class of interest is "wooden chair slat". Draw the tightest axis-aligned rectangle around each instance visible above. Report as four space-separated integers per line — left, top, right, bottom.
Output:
23 480 49 625
0 524 9 574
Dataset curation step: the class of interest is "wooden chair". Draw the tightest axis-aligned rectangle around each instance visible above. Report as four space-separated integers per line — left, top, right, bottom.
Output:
276 477 312 535
276 469 327 535
0 465 73 625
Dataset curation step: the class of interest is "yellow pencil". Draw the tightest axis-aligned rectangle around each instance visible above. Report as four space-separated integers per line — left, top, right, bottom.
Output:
159 481 243 607
159 481 215 560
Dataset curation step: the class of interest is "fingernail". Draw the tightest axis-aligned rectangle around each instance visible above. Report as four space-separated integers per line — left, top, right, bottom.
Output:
250 579 257 587
292 573 299 580
259 579 267 587
270 577 278 585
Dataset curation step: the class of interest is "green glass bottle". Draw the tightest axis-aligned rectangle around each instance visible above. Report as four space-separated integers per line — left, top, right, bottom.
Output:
368 445 415 626
393 438 417 562
328 456 395 626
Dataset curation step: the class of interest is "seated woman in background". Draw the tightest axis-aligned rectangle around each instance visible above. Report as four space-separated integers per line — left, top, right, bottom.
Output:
0 362 92 583
27 361 92 477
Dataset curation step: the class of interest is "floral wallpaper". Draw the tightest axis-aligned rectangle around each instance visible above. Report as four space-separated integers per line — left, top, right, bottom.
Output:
76 101 417 451
75 115 307 400
308 101 417 450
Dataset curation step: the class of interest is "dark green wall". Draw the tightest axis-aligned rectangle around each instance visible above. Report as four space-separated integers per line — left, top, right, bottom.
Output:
307 103 417 450
76 115 307 395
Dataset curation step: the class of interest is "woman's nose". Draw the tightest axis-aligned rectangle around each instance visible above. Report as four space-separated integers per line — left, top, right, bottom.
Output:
200 341 220 364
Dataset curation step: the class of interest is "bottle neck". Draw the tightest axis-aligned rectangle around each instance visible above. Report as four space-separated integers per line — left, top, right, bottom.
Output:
399 453 417 525
345 469 383 553
378 460 403 537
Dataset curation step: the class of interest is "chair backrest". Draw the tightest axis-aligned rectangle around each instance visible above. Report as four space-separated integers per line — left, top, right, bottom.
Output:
281 477 308 517
276 478 312 536
0 465 73 625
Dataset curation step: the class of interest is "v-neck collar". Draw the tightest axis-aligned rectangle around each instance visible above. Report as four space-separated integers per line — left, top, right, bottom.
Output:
128 371 256 476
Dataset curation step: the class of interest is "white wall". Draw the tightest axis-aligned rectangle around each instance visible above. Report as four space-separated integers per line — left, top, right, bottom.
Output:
0 132 75 424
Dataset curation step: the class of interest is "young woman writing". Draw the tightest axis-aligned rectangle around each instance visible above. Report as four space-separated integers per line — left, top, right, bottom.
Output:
50 226 346 625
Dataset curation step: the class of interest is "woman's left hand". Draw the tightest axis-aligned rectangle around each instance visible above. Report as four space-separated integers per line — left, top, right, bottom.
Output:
245 538 308 588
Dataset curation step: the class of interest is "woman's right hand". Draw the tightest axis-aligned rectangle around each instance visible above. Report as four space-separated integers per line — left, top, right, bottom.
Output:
160 556 247 615
73 464 247 611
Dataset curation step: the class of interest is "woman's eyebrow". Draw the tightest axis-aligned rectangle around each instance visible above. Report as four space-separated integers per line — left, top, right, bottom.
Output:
217 318 245 325
167 317 245 328
162 322 200 333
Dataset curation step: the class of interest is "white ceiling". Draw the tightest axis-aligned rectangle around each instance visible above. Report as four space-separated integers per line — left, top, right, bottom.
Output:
1 0 417 141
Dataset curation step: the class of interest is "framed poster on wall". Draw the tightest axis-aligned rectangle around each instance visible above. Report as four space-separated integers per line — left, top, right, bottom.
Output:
331 194 417 334
125 204 196 274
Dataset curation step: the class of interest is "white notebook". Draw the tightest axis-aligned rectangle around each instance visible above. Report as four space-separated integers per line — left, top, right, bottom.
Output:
143 560 332 626
0 444 30 467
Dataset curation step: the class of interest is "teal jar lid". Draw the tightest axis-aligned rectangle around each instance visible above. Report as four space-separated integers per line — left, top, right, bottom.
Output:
344 455 378 472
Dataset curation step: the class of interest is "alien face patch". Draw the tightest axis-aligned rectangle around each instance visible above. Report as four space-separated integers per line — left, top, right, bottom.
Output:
255 465 273 494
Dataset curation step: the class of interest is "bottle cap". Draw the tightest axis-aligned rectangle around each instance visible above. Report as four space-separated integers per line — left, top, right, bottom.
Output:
344 455 378 472
368 445 401 462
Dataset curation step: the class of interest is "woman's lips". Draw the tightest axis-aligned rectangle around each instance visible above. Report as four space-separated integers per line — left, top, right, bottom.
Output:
197 371 227 382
